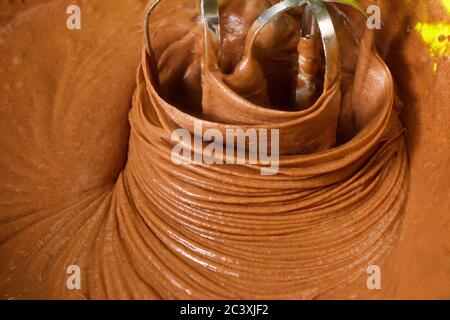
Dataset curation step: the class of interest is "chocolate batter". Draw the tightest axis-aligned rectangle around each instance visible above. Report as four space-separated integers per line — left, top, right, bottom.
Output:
0 0 448 299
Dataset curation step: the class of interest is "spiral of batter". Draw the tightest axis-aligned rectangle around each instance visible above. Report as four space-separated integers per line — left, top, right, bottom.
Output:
112 0 409 299
0 0 409 299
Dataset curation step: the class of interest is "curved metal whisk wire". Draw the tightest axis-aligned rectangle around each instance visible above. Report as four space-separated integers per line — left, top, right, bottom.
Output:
143 0 368 86
242 0 367 87
144 0 221 64
241 0 338 87
201 0 222 67
144 0 162 57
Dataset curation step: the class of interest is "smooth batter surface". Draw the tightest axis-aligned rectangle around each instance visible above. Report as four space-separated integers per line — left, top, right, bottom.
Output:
0 0 448 299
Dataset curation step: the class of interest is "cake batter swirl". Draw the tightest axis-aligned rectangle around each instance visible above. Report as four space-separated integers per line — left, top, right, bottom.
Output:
0 0 409 299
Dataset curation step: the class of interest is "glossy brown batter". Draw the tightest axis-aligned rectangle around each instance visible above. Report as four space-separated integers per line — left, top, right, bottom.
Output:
0 0 448 299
